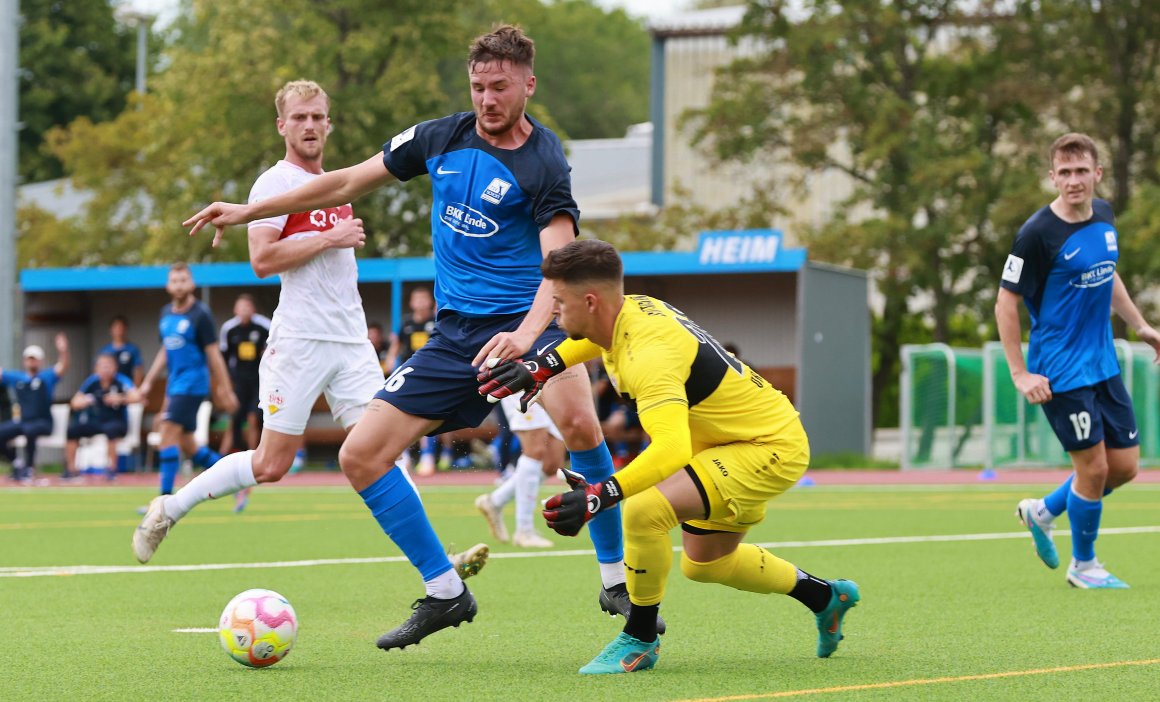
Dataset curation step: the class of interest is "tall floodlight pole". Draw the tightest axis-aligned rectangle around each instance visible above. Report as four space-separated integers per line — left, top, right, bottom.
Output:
116 7 157 96
0 0 19 368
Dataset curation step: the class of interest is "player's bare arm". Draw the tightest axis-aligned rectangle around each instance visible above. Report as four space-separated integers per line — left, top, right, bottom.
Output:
1111 273 1160 363
995 287 1052 404
185 153 394 247
205 344 240 414
471 213 577 367
248 217 366 278
137 346 168 398
52 332 70 376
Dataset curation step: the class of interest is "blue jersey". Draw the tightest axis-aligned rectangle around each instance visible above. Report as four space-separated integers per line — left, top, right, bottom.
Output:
383 112 579 318
77 373 134 424
159 300 217 396
1 368 60 422
1000 199 1120 393
98 342 142 381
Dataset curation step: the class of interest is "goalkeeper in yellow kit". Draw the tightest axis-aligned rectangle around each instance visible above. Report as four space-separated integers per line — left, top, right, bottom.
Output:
478 239 859 674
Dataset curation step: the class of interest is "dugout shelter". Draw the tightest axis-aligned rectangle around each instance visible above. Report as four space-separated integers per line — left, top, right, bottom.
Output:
18 229 870 459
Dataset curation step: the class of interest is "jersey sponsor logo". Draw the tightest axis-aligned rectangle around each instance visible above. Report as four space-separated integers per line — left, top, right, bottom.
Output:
1070 261 1116 289
440 202 499 237
163 335 187 351
390 125 416 151
1063 247 1081 261
1002 254 1024 283
480 177 512 205
435 165 460 175
1105 229 1118 251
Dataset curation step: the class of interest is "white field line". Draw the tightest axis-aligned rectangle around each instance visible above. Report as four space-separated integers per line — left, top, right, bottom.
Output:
3 525 1159 579
171 628 217 633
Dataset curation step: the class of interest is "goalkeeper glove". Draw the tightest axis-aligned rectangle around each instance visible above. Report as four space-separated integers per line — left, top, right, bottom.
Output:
476 350 566 412
542 467 623 537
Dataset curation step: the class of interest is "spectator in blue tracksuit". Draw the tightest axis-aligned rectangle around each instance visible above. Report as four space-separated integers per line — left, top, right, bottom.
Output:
0 334 70 481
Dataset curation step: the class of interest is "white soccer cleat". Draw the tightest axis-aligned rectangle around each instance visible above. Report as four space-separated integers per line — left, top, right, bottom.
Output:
450 542 489 580
511 529 553 548
474 493 509 543
1066 560 1129 589
133 495 175 563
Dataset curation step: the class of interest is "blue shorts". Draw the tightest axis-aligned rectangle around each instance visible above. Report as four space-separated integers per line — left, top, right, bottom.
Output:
67 418 128 441
1041 375 1138 452
375 311 565 435
163 394 206 433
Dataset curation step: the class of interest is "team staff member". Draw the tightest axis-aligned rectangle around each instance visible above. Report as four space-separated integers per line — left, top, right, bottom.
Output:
479 239 859 674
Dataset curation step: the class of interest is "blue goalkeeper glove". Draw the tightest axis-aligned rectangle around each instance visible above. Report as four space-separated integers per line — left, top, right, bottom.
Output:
476 351 566 412
542 468 623 537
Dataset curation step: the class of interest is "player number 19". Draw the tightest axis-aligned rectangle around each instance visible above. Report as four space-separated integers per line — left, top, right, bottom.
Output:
1068 411 1091 441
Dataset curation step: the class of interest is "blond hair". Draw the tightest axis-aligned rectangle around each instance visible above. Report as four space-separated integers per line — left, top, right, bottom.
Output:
275 80 330 118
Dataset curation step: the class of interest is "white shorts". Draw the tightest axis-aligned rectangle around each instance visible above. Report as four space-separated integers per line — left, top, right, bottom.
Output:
259 332 385 435
500 394 563 441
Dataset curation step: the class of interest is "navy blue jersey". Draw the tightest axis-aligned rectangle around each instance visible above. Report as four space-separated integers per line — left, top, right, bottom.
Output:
1000 199 1120 393
1 368 60 422
98 342 142 381
382 112 579 318
159 300 217 396
77 373 134 425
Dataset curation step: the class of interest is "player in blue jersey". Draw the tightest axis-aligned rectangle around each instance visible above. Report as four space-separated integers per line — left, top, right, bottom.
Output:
0 334 69 482
997 133 1160 589
138 263 238 498
99 315 144 386
64 353 140 479
184 25 646 649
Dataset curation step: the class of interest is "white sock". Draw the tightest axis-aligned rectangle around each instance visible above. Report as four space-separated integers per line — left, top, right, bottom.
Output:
490 471 517 508
513 455 544 533
599 560 626 589
1032 498 1054 525
164 450 258 522
425 568 465 599
1071 557 1099 572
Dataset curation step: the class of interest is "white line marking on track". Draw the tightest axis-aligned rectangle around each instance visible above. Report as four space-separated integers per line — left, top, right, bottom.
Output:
171 628 217 634
3 525 1158 578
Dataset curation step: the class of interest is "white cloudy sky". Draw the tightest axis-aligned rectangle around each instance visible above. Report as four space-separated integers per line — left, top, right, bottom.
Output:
129 0 694 25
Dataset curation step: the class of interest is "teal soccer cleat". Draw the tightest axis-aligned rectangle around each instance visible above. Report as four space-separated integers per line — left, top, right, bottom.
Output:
815 579 860 658
1067 561 1130 589
1016 498 1059 569
579 632 660 674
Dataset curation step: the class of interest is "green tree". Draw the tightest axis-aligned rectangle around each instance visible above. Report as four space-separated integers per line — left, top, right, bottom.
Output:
684 0 1050 425
19 0 137 182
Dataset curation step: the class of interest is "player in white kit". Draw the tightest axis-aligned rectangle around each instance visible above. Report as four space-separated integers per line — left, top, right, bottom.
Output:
133 80 487 578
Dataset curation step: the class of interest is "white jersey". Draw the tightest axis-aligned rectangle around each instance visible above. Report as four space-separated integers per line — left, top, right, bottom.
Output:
247 160 367 343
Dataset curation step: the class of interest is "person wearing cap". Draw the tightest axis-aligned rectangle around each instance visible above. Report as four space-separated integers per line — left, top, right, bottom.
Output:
0 333 70 481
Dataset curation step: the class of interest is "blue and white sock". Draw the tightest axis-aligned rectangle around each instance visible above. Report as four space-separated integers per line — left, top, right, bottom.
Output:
1039 474 1112 523
1067 485 1102 563
569 443 625 587
359 467 462 599
159 446 180 495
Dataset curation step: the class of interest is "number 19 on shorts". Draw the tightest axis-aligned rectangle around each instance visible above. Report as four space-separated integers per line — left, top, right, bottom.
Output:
1068 411 1092 441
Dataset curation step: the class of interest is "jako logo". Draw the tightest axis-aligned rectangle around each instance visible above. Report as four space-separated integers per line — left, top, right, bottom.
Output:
1071 261 1116 289
441 202 499 237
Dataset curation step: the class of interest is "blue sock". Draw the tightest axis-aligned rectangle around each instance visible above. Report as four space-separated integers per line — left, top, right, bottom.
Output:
159 446 180 495
1043 475 1074 516
192 446 221 469
1067 486 1102 562
359 468 452 581
570 443 624 564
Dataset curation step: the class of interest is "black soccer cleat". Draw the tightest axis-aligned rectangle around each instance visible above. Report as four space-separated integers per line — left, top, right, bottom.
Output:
376 586 478 651
599 584 667 635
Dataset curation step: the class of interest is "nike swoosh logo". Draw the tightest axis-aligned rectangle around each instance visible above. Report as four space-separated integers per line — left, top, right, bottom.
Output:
535 342 555 356
1129 429 1138 439
1063 248 1080 260
436 165 460 175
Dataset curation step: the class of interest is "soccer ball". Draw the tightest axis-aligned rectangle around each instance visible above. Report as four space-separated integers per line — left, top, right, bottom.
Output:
218 589 298 668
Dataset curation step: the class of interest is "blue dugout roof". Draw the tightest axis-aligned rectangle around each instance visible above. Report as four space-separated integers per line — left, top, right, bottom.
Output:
20 230 806 293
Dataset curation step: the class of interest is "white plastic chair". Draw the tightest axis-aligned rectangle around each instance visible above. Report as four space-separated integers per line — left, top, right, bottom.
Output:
12 404 70 466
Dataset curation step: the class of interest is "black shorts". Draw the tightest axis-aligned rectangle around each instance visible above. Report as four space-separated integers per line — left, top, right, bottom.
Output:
374 311 565 435
67 418 128 441
232 375 261 419
1041 375 1138 452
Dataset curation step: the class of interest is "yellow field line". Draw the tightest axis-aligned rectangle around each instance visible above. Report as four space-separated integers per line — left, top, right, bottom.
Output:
673 658 1160 702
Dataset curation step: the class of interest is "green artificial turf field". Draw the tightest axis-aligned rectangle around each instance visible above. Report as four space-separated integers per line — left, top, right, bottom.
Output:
3 481 1158 701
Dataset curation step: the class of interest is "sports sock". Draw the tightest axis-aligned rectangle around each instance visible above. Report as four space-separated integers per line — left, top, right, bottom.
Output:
489 472 517 508
191 446 221 469
425 568 465 599
622 487 679 606
788 569 834 613
570 444 624 565
159 446 180 495
164 450 258 522
599 561 626 588
358 467 456 592
513 455 543 533
623 603 660 643
1041 474 1074 518
680 544 798 595
1067 486 1102 562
